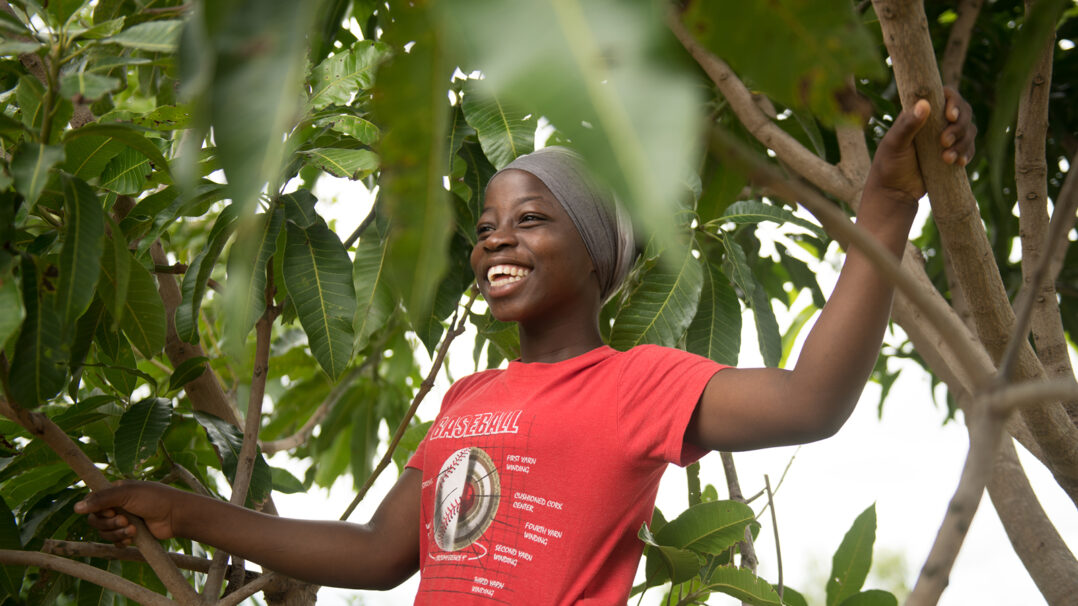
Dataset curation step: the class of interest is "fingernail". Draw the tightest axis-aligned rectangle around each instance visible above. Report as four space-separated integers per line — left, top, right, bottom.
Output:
915 100 929 118
949 107 959 120
944 150 957 164
959 155 969 167
943 133 955 146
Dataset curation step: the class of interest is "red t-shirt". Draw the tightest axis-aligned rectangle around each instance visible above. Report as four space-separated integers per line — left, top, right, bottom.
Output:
406 345 726 605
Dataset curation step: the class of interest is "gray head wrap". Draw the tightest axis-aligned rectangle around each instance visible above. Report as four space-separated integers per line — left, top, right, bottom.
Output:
493 147 636 302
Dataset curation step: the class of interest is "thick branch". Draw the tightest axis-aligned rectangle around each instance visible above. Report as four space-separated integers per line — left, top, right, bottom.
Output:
940 0 984 88
341 291 478 520
0 550 175 606
667 12 860 204
42 540 214 574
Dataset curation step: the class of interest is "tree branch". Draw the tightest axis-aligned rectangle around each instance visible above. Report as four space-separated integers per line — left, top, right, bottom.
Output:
42 540 215 574
341 291 478 520
0 550 176 606
261 360 372 455
940 0 985 88
719 452 758 574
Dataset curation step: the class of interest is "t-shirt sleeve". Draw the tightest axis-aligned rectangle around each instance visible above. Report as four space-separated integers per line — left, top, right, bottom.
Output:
616 345 728 467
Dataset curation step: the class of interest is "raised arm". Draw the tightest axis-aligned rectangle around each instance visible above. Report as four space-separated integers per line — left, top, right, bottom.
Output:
686 89 975 452
74 468 422 589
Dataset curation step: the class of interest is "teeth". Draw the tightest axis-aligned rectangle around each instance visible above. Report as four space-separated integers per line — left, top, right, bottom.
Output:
487 264 530 287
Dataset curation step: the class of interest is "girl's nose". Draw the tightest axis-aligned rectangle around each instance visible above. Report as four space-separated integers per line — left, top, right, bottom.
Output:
483 224 517 250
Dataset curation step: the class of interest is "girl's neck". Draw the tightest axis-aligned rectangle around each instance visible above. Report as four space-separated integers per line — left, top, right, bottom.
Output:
517 323 604 364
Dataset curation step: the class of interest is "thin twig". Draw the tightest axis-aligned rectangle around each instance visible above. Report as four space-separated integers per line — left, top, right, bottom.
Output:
763 475 783 599
941 0 985 88
160 447 215 498
341 291 478 520
344 199 379 249
216 571 279 606
0 550 176 606
719 451 758 574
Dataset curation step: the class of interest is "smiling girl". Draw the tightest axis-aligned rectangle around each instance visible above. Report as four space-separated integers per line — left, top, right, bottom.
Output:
76 90 975 605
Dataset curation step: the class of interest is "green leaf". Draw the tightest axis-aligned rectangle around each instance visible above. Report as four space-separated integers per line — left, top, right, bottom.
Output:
0 40 42 55
223 207 283 349
460 80 534 169
167 356 208 392
779 304 817 368
352 230 394 353
270 467 305 494
282 190 319 228
9 258 67 407
100 223 130 327
722 235 781 366
839 590 898 606
283 221 356 379
0 271 23 348
57 175 105 328
176 206 237 343
781 586 810 606
15 75 45 132
63 124 171 179
826 504 877 606
99 146 152 195
714 200 826 240
316 113 380 145
46 0 86 25
106 19 183 52
97 245 165 358
301 148 379 180
62 135 125 180
611 246 703 350
59 72 120 101
682 0 884 122
194 412 273 506
686 256 741 365
75 16 125 40
307 40 386 109
639 523 700 586
0 496 24 600
656 500 756 554
11 143 64 208
113 398 172 475
705 565 784 606
131 105 192 131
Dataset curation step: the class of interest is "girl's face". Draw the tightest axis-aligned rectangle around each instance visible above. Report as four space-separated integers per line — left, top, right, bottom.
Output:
471 169 600 326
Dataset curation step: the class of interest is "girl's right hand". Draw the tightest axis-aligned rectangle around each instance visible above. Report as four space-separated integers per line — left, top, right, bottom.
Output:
74 481 180 546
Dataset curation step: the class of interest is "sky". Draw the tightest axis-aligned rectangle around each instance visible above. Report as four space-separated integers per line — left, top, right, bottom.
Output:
259 165 1078 606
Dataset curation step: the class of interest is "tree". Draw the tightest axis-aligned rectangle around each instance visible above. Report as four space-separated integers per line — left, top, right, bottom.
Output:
0 0 1074 604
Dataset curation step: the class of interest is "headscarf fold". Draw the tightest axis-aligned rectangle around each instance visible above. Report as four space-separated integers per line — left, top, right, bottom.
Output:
494 147 635 301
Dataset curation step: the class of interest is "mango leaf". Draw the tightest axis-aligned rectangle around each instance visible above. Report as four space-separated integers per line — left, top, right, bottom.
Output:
611 246 703 350
316 113 380 145
63 124 171 179
639 523 700 586
106 19 183 52
0 271 23 348
168 356 209 392
686 256 741 365
11 143 64 208
0 496 24 600
223 207 283 349
9 258 67 408
0 40 42 55
99 146 152 195
713 200 826 240
352 230 394 353
682 0 884 122
176 206 238 343
826 504 876 606
97 245 165 358
75 16 125 40
270 467 305 494
282 190 319 228
373 1 453 328
283 222 356 379
839 590 898 606
19 488 80 545
656 500 756 554
307 40 386 109
722 234 781 366
47 0 87 25
779 304 817 368
113 398 172 475
100 221 130 327
56 175 104 328
58 72 120 101
301 148 379 180
15 75 45 132
132 105 192 131
62 135 125 180
194 412 273 505
460 80 534 169
705 565 784 606
414 233 472 354
782 586 811 606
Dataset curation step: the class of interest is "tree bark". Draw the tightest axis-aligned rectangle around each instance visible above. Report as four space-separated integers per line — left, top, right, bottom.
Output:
940 0 984 88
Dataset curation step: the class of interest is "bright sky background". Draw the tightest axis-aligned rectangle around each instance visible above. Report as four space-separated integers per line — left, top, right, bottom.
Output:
262 163 1078 606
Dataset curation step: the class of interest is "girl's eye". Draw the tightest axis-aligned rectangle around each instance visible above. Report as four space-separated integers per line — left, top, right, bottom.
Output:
520 213 543 223
476 224 493 236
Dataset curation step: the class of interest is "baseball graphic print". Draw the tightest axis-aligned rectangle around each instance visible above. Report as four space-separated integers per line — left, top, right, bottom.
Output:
434 447 501 551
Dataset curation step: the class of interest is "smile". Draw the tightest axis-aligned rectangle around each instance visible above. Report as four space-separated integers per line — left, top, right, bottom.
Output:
487 264 531 288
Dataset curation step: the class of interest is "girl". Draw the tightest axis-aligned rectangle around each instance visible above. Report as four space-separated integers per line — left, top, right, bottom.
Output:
77 91 975 605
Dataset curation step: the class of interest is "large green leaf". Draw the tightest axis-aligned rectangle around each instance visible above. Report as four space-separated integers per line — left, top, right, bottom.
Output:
722 235 781 366
682 0 884 122
611 246 703 350
62 135 125 180
63 124 171 179
307 40 387 109
705 566 784 606
638 523 700 586
713 200 826 240
11 143 64 208
100 221 130 327
301 148 379 180
97 245 165 358
686 256 741 365
9 258 67 408
58 72 120 101
194 412 273 505
176 206 237 343
0 270 23 348
316 113 380 145
98 146 152 195
283 221 356 379
113 398 172 475
460 80 534 170
106 19 183 52
0 496 24 600
839 590 898 606
655 500 756 554
352 230 394 353
826 504 876 606
223 207 283 349
57 176 104 329
374 2 454 328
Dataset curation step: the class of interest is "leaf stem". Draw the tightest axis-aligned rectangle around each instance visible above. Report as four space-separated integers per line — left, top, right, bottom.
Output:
763 475 783 599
